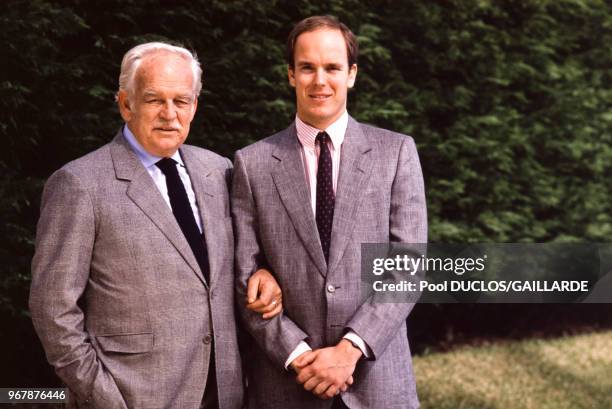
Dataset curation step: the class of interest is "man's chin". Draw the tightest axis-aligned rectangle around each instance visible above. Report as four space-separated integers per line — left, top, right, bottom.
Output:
301 109 338 129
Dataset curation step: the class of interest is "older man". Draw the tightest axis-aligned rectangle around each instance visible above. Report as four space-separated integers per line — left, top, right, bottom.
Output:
232 16 427 409
30 42 281 409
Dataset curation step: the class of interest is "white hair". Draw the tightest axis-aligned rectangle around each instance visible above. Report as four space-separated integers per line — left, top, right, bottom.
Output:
117 42 203 99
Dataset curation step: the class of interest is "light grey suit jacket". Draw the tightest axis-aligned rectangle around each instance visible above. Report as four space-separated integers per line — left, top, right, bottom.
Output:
30 131 243 409
232 117 427 409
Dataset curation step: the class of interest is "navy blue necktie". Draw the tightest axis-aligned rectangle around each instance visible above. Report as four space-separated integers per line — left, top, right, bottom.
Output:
156 158 210 283
315 132 335 263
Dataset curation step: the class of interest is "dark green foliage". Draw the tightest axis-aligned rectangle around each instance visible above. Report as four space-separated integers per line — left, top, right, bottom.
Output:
0 0 610 376
363 0 612 243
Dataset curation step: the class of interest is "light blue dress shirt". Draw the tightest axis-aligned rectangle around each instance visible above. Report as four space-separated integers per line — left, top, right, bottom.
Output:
123 125 203 232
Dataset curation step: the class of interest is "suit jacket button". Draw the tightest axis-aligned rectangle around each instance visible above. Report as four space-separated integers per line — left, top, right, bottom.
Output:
327 284 336 293
203 334 213 344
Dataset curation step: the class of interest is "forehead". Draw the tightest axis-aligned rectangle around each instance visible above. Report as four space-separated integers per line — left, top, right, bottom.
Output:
294 28 348 63
135 51 194 94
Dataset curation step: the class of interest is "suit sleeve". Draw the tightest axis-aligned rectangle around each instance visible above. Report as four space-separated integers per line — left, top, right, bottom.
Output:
345 137 427 360
29 169 128 409
231 151 310 369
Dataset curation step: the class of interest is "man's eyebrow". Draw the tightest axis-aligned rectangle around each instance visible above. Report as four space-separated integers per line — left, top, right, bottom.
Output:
142 90 160 98
142 90 193 99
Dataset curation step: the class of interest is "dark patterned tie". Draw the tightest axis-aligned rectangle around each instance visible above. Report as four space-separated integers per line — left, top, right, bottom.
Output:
156 158 210 283
315 132 335 263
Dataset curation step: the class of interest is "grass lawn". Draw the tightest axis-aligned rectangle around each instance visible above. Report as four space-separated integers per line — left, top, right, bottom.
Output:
413 330 612 409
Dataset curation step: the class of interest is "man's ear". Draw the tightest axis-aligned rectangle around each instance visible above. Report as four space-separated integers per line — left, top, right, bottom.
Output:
117 90 132 122
347 64 358 89
288 65 296 88
189 96 198 120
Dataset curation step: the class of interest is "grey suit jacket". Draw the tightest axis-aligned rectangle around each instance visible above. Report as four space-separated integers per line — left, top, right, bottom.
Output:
232 117 427 409
30 131 243 409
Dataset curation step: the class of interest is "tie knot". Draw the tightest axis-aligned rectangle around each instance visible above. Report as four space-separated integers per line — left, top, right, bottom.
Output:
316 132 330 146
155 157 178 175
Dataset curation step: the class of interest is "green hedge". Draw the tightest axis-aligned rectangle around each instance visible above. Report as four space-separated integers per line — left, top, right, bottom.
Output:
1 0 610 315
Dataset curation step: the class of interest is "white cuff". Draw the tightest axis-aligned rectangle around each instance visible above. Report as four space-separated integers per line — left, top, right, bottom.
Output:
343 331 371 358
285 341 312 369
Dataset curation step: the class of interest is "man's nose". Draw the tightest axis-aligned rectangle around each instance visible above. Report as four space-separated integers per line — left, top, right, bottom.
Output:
314 68 326 86
159 102 178 120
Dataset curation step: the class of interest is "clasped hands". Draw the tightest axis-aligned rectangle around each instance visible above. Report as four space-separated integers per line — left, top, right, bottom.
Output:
291 339 362 399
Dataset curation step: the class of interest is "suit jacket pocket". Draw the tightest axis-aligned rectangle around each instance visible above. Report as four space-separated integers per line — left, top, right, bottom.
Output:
95 332 154 354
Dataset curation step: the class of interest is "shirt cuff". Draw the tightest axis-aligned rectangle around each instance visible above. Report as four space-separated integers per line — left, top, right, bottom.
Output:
285 341 312 370
343 331 371 359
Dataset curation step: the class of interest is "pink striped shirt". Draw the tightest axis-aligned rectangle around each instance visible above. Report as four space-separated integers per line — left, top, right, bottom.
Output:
294 111 348 215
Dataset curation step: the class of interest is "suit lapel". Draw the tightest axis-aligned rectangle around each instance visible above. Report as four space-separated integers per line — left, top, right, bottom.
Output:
180 146 218 288
110 133 207 286
271 125 327 277
328 118 373 274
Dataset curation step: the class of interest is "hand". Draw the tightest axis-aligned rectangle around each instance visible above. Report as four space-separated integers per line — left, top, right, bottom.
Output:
295 340 362 399
246 268 283 319
290 350 316 373
291 351 354 396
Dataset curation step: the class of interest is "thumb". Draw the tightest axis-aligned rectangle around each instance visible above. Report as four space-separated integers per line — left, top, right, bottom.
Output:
246 274 261 303
294 350 317 369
